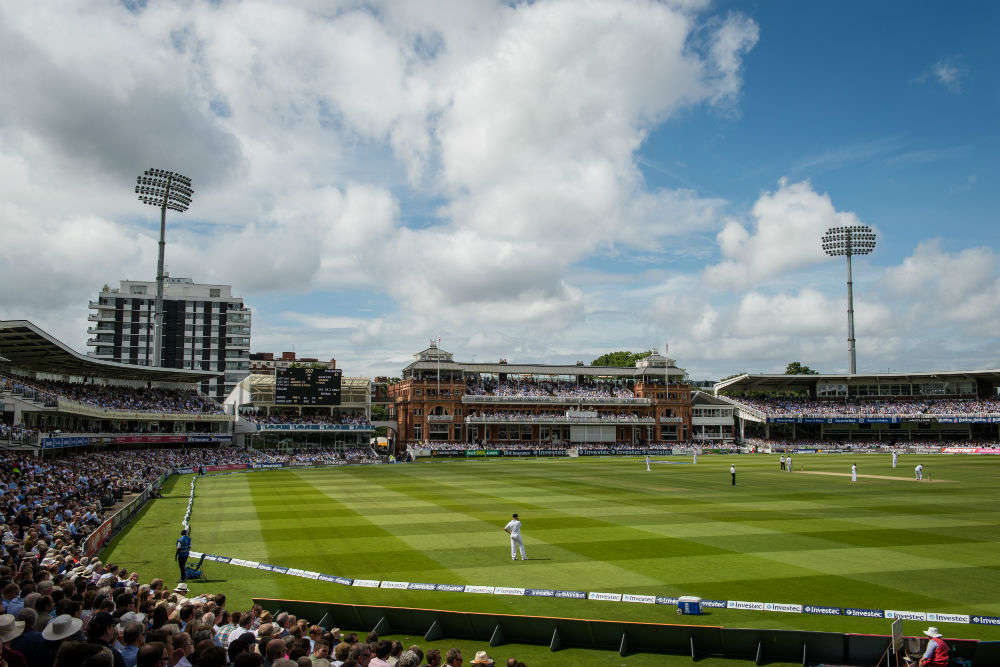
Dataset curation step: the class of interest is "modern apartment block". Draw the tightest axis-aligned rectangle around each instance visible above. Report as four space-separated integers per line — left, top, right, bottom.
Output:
86 277 251 399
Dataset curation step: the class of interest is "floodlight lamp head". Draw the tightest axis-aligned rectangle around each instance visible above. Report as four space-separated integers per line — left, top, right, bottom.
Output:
135 169 194 212
821 224 877 257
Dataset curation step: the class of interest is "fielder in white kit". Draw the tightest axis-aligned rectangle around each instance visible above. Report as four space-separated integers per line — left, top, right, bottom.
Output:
851 463 857 482
505 513 526 560
892 451 898 468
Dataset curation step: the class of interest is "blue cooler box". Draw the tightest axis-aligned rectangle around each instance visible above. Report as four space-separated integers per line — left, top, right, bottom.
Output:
677 596 702 615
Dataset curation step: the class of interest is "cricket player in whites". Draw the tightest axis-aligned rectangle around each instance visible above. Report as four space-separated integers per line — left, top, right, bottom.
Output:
505 513 526 561
915 463 924 480
645 455 651 471
851 463 857 482
892 450 898 468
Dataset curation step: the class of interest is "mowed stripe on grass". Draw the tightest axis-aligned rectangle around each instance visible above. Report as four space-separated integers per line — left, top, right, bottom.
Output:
103 454 1000 639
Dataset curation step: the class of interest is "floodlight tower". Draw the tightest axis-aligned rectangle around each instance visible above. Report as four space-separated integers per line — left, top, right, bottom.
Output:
135 169 193 368
821 224 876 374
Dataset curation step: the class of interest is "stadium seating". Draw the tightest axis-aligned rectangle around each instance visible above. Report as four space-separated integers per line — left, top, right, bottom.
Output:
728 396 1000 417
1 372 223 414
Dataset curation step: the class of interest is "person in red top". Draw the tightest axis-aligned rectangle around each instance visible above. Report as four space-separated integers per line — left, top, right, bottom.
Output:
919 626 949 666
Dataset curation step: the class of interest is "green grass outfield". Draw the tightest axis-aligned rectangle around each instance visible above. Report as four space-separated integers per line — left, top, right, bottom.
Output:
104 453 1000 648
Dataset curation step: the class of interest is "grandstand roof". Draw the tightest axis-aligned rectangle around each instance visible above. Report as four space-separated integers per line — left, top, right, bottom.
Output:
405 360 685 377
715 370 1000 394
403 342 684 378
0 320 221 383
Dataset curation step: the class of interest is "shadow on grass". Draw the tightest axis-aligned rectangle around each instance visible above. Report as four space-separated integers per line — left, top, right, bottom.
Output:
100 476 186 561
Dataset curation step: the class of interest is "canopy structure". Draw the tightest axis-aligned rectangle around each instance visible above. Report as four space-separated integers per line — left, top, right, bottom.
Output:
715 370 1000 395
0 320 221 383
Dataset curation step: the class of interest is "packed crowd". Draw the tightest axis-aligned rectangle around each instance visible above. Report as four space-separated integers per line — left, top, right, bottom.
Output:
0 570 529 667
1 373 223 415
742 437 1000 451
465 379 636 400
731 396 1000 416
241 413 372 427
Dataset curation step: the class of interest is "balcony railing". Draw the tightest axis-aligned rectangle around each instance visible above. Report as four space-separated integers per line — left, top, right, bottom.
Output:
659 416 683 423
462 395 650 406
426 414 455 422
465 415 655 425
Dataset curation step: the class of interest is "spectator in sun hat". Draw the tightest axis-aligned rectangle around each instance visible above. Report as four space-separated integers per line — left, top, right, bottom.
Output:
470 650 494 665
0 613 27 667
919 626 950 666
11 609 48 666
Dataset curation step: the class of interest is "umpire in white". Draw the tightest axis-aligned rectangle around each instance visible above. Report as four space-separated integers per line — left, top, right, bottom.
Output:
505 513 526 561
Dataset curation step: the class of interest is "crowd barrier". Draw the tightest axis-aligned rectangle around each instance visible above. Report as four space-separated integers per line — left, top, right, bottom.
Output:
250 599 997 665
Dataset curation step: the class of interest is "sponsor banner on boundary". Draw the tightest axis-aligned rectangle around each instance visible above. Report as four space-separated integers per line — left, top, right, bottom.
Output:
804 605 842 616
971 615 1000 626
301 571 320 579
272 566 289 574
554 590 587 599
927 613 970 624
465 585 495 594
727 600 765 611
494 587 526 596
407 583 437 591
623 594 656 604
526 589 555 597
588 592 623 602
656 596 679 606
316 574 337 583
436 584 465 592
764 602 803 614
256 564 275 572
84 518 113 557
380 581 409 590
206 464 246 472
846 608 885 618
701 600 727 609
885 610 928 621
353 579 380 588
335 577 354 586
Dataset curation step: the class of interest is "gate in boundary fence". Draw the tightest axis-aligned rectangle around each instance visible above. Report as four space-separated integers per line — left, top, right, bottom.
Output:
252 598 999 666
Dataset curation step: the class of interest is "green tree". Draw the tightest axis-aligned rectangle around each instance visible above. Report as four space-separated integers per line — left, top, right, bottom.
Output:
371 404 389 421
785 361 819 375
591 350 656 367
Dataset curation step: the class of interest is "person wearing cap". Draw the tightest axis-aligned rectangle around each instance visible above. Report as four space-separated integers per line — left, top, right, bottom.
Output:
175 530 191 582
851 463 857 483
504 514 526 561
470 650 494 665
0 613 27 667
88 611 126 667
730 464 736 486
919 627 949 666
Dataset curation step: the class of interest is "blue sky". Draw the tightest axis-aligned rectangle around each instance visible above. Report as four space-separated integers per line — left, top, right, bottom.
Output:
1 0 998 379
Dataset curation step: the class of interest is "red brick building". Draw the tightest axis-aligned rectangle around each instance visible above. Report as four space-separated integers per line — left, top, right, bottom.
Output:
389 342 692 445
